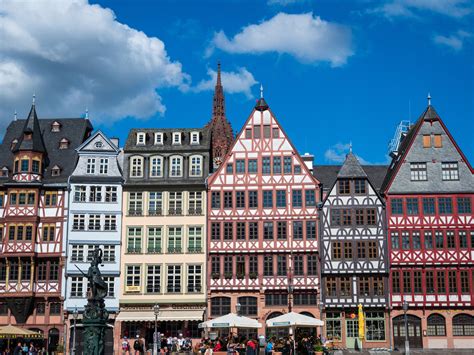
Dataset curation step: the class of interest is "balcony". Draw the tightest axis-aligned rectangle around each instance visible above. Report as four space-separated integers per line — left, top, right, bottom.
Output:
147 246 162 254
188 208 203 216
128 209 143 217
167 247 182 254
127 246 142 254
148 209 162 216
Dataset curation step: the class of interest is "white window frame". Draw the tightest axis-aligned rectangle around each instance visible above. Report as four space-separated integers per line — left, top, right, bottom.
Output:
104 215 117 231
126 265 141 291
127 227 142 253
167 227 182 253
89 186 102 202
71 245 84 262
154 132 164 145
99 158 109 174
187 264 202 293
191 131 199 145
188 226 202 253
441 162 459 181
86 158 96 174
136 132 146 145
149 156 163 177
147 227 162 253
169 155 183 177
188 192 202 215
74 186 87 202
128 192 143 215
410 162 427 181
72 214 85 231
167 264 181 293
130 156 144 178
88 214 101 231
103 245 115 262
105 186 117 203
148 192 163 215
172 132 181 145
146 264 161 294
103 276 115 297
70 276 84 298
189 155 203 177
168 192 182 214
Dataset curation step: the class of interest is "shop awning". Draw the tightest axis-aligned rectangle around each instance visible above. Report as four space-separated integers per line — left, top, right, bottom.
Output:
116 309 204 322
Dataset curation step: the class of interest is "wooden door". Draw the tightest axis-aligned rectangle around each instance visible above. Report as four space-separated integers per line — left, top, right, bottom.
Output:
393 315 423 349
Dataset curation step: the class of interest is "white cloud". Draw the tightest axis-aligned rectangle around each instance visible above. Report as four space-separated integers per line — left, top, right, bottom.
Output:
267 0 307 5
194 67 258 98
372 0 473 19
0 0 190 129
324 142 372 165
208 12 353 66
433 30 472 51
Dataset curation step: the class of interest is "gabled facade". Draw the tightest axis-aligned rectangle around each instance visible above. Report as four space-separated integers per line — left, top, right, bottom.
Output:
0 102 92 351
318 153 389 349
63 131 123 353
382 102 474 349
116 127 210 348
207 95 321 336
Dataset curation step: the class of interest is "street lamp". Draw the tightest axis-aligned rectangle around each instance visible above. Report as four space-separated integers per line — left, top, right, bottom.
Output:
153 304 160 355
236 303 241 316
72 307 78 355
402 300 409 355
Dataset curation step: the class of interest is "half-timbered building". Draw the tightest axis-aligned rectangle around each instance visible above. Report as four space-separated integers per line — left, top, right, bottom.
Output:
382 99 474 349
207 94 321 336
0 101 92 351
63 131 123 353
317 153 389 349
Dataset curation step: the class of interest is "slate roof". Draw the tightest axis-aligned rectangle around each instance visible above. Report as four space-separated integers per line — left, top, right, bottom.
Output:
124 128 210 152
337 152 367 179
0 117 93 185
314 164 388 193
13 104 46 153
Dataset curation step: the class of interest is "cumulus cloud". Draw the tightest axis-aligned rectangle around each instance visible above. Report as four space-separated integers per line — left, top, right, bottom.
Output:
0 0 190 129
324 143 372 165
433 30 472 51
372 0 473 19
208 12 353 66
194 67 258 98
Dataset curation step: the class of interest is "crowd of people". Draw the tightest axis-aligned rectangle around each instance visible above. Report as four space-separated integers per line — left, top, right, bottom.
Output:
0 341 44 355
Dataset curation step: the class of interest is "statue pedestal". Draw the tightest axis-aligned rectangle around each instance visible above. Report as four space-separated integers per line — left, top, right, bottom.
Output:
83 300 109 355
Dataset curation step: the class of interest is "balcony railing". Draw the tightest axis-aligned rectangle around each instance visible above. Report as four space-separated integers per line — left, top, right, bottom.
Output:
148 209 162 216
147 246 162 254
168 208 182 216
187 285 202 293
188 208 203 216
167 247 182 254
128 209 143 216
187 246 202 253
127 246 142 254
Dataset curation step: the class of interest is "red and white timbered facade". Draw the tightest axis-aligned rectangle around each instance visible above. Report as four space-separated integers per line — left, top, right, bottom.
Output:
207 97 321 334
382 102 474 349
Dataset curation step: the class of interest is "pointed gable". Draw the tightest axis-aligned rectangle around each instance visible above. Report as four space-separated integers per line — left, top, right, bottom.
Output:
13 104 46 153
77 131 119 153
337 152 367 179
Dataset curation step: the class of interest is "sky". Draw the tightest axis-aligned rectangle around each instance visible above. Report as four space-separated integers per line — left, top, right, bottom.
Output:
0 0 473 165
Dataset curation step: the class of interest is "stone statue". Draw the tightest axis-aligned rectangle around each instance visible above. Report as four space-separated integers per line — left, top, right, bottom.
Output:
87 247 108 301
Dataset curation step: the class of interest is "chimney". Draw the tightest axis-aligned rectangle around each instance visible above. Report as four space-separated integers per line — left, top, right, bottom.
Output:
302 152 314 173
110 137 119 148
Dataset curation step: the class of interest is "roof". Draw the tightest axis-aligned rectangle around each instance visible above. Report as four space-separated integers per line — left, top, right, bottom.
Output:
0 117 93 185
314 164 388 192
124 128 210 152
337 152 367 179
12 104 46 153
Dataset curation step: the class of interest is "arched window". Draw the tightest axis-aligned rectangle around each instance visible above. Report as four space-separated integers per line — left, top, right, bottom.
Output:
169 155 183 177
189 155 203 177
300 311 315 318
149 156 163 177
130 156 144 178
427 314 446 336
237 296 257 317
210 297 230 317
266 312 288 338
453 314 474 336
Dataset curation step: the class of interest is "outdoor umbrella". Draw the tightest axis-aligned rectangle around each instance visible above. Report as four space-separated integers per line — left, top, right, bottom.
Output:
199 313 262 329
0 325 43 349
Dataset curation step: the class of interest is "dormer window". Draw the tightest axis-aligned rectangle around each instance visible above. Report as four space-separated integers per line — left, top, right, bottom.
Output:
172 132 181 145
59 138 69 149
1 167 9 177
95 141 103 148
191 132 200 145
154 132 164 145
51 165 61 177
51 121 61 132
137 132 146 145
11 139 18 151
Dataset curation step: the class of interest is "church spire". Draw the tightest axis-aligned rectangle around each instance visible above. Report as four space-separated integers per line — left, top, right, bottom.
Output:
212 61 225 118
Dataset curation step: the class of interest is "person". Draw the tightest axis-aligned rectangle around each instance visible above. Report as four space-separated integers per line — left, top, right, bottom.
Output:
121 336 130 354
133 334 143 354
28 343 38 355
245 338 257 355
12 343 22 355
265 337 275 354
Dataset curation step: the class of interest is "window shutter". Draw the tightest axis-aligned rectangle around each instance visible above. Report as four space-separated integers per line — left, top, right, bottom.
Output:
423 135 431 148
434 134 442 148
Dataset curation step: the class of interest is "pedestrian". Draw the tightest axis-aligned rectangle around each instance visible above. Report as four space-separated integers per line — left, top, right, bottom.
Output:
121 336 130 354
265 337 275 354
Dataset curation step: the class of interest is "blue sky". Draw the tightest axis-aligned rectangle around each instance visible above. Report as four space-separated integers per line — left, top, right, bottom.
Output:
1 0 472 164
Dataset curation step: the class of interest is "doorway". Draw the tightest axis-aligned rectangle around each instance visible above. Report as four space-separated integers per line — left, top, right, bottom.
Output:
393 315 423 349
345 319 359 349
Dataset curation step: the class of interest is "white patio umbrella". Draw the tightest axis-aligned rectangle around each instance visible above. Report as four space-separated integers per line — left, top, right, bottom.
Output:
199 313 262 329
266 312 324 354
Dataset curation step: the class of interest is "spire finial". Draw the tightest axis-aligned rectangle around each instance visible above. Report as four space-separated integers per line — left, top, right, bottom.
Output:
260 83 264 99
85 107 89 119
349 141 352 153
427 93 431 106
14 110 17 121
216 61 222 87
32 93 36 105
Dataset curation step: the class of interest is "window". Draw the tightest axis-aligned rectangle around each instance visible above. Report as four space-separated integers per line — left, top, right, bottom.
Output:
438 197 453 214
169 156 183 177
414 271 422 293
167 265 181 292
265 293 288 306
44 192 57 207
305 190 316 207
441 162 459 181
211 257 220 275
172 132 181 145
365 311 386 341
460 271 469 293
50 302 61 315
422 198 435 215
224 256 233 276
236 159 245 173
191 132 199 144
333 242 342 259
154 132 163 145
406 198 419 215
263 222 273 240
283 157 292 174
262 157 271 174
146 265 161 293
342 209 352 226
459 231 468 248
391 232 400 250
374 276 384 296
245 129 252 139
86 158 96 174
147 227 162 253
331 210 341 226
136 132 146 145
359 276 370 296
293 255 303 276
277 222 287 240
434 134 442 147
72 214 85 231
224 191 233 209
236 191 245 208
71 245 84 262
272 128 279 137
236 223 245 240
148 192 163 215
273 157 281 174
427 314 446 336
167 227 182 253
99 158 108 174
188 192 202 215
71 277 84 297
340 277 352 296
343 242 352 259
410 162 427 181
88 214 101 231
130 156 143 177
187 264 202 293
293 221 303 239
264 256 273 276
412 232 421 250
150 156 163 177
126 265 141 290
338 180 350 194
103 245 115 262
248 191 258 208
249 222 258 240
211 223 221 240
424 231 433 249
189 155 203 176
254 126 261 138
357 242 367 259
238 297 257 316
354 180 366 194
392 272 400 293
247 159 257 173
437 270 446 293
49 261 59 280
103 276 115 297
74 186 86 202
446 231 455 249
426 271 435 293
226 163 233 174
128 192 143 215
211 297 231 317
89 186 102 202
367 209 377 225
453 314 474 336
263 191 273 208
307 254 317 275
263 125 271 138
188 226 202 252
211 191 221 209
403 271 411 292
326 312 342 341
20 260 31 281
448 270 457 293
292 190 302 208
457 198 471 214
42 224 55 241
127 227 142 253
51 165 61 176
306 221 317 239
168 192 182 215
20 159 29 172
391 198 403 214
435 231 444 249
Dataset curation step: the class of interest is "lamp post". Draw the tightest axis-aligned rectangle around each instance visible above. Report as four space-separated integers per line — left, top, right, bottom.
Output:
236 303 241 316
403 300 409 355
153 304 160 355
72 307 78 355
287 278 294 313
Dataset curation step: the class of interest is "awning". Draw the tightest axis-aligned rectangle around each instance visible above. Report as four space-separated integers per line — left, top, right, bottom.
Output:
116 309 204 322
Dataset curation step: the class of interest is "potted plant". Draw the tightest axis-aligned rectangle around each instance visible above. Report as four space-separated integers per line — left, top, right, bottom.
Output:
249 272 258 279
211 272 220 279
236 272 245 279
56 343 65 355
314 344 324 355
224 272 232 279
